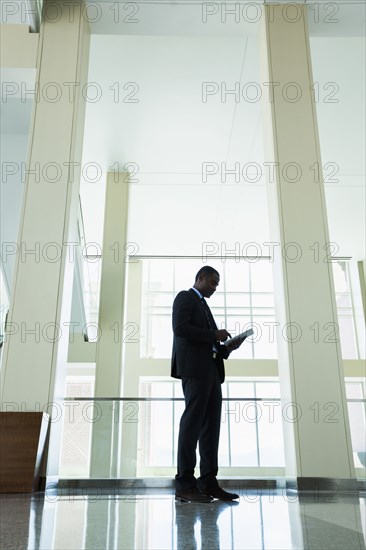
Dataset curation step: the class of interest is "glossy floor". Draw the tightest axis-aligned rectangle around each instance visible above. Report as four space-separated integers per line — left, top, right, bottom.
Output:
1 488 365 549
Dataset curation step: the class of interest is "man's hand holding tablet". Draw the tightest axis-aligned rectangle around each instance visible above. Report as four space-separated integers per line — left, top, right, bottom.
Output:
223 328 254 352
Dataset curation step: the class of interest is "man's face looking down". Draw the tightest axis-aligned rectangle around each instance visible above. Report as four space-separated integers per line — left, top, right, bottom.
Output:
195 272 220 298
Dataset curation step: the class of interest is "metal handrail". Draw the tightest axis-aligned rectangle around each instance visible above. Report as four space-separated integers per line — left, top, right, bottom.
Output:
64 397 281 402
64 397 366 402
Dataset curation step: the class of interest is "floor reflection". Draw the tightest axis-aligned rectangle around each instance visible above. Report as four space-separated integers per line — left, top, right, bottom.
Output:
175 499 238 550
0 489 365 549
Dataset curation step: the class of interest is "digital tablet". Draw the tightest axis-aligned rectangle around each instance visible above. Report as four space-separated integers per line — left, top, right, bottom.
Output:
223 328 254 347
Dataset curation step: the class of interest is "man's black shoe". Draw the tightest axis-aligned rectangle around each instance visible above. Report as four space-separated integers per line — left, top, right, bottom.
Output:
199 486 239 501
175 487 213 503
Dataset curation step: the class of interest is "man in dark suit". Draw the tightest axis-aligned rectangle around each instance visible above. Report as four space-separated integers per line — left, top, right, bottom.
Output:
171 266 242 502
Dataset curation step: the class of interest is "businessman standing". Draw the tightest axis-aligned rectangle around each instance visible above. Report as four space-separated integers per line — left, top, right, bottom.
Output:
171 266 242 502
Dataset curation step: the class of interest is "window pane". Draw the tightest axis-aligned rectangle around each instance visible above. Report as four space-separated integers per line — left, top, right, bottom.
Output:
338 317 358 359
224 261 250 292
227 382 255 398
252 293 275 307
144 315 172 359
226 306 251 314
148 400 174 466
336 294 352 308
252 308 276 317
347 402 366 468
252 317 278 359
250 261 274 292
227 404 259 467
255 382 280 398
148 259 174 290
332 262 349 292
148 292 175 307
345 382 363 400
337 309 353 316
258 402 285 467
225 293 251 308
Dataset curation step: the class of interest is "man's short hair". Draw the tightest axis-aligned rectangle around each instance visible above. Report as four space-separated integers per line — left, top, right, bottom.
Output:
195 266 220 282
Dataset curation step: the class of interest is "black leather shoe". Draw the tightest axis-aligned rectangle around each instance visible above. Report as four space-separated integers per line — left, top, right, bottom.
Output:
175 487 213 503
199 486 239 501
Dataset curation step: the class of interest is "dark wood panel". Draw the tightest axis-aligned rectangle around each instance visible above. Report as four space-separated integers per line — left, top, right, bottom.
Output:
0 413 50 493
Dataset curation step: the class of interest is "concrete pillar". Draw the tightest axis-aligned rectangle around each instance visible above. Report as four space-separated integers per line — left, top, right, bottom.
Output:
90 172 129 477
0 0 90 476
259 4 356 488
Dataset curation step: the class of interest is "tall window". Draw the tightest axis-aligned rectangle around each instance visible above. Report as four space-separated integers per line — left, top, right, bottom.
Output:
140 258 276 359
137 378 285 474
345 378 366 468
140 258 361 360
332 261 359 359
137 378 365 473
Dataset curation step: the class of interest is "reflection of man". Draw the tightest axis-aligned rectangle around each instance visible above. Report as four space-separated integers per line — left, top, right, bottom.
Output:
171 266 242 502
175 499 238 549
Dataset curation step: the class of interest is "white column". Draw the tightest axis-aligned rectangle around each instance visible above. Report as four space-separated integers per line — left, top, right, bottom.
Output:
259 4 356 487
90 172 129 477
119 260 143 478
0 0 90 475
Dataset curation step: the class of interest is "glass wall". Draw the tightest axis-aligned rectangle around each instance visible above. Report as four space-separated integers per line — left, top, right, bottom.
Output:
137 378 284 475
59 378 365 477
308 6 365 268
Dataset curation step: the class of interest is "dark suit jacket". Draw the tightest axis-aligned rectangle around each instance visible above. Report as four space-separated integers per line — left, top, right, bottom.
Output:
171 288 229 383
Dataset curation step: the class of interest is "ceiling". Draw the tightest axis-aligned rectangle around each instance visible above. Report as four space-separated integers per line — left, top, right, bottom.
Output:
2 1 365 37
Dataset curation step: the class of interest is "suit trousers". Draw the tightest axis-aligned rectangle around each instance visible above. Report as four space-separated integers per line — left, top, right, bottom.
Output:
175 359 222 491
